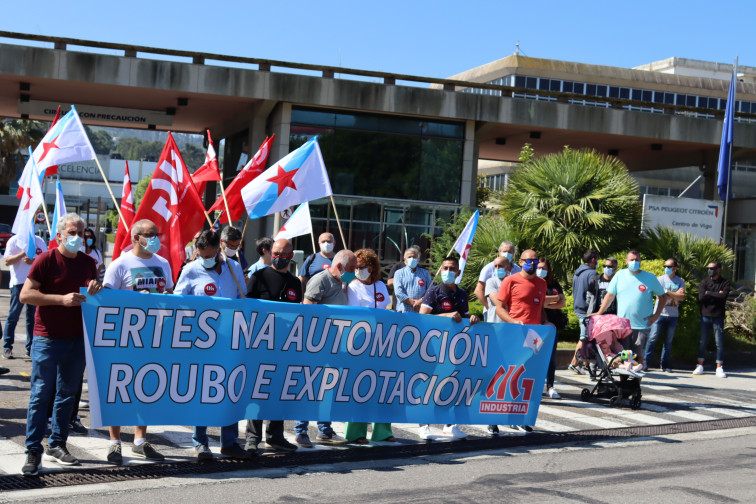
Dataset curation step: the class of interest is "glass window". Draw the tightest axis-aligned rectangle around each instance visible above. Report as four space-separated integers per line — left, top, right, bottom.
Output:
514 75 526 88
642 90 653 102
676 94 687 106
664 93 675 105
586 84 597 96
525 77 537 89
538 79 550 91
563 81 574 93
550 80 561 91
631 89 642 101
596 85 607 97
608 86 619 98
619 87 630 99
573 82 584 94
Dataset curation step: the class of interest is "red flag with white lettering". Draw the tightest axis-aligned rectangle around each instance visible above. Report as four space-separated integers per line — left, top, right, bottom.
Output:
208 135 274 223
132 133 206 282
112 160 136 261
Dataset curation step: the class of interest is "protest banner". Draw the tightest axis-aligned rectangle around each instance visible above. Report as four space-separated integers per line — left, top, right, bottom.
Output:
82 290 555 428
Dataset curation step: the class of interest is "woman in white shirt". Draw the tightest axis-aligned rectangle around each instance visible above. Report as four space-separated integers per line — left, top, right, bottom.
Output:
345 248 394 444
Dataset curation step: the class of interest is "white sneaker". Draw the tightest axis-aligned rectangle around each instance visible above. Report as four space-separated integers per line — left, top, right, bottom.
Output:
547 387 561 399
442 424 467 439
692 364 704 375
716 366 727 378
417 425 432 440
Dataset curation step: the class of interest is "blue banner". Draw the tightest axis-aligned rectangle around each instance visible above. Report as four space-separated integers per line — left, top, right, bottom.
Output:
81 290 555 428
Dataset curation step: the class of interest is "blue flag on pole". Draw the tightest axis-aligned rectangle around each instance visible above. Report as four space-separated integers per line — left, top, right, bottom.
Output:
717 68 736 202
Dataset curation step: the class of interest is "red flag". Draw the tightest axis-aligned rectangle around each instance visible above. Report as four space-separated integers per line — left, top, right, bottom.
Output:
16 106 62 199
112 160 136 261
132 133 207 282
208 135 274 223
190 130 221 197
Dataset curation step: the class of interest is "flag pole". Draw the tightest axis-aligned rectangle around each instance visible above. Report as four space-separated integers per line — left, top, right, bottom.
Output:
310 228 317 254
207 131 232 223
240 214 250 241
328 195 346 248
721 56 738 246
93 157 130 233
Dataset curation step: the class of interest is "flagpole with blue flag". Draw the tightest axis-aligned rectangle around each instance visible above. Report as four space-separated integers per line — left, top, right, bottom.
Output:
719 57 738 245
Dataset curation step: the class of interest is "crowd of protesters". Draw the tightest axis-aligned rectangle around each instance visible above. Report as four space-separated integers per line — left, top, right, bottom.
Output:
0 216 731 476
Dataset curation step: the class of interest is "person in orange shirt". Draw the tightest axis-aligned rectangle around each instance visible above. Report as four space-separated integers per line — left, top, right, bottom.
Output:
493 248 548 435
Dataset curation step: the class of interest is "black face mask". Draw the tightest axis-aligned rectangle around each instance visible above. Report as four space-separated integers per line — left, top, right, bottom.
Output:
707 268 717 277
272 257 291 270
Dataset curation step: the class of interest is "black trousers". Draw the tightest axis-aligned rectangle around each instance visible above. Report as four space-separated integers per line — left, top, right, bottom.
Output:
245 420 285 444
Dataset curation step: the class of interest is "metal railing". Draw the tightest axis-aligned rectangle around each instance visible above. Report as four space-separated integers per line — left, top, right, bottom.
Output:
1 30 753 121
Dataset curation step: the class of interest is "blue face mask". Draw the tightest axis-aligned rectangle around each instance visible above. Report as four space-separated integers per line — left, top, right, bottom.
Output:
144 236 161 255
522 259 537 274
340 270 356 284
501 252 513 262
441 270 457 285
536 268 548 278
86 238 94 247
628 260 641 272
664 267 674 276
406 257 418 269
64 235 83 253
603 267 614 277
495 267 506 279
201 256 217 269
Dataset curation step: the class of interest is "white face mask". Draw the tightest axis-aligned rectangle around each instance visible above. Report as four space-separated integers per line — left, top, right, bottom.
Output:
355 267 371 282
224 247 238 257
320 241 334 254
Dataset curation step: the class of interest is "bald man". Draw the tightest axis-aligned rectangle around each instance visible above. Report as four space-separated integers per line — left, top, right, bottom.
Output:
298 232 336 291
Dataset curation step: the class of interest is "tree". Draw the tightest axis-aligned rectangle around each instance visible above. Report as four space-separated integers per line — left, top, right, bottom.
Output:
85 126 114 155
182 143 205 171
0 119 45 193
497 146 642 282
476 175 491 208
133 175 151 210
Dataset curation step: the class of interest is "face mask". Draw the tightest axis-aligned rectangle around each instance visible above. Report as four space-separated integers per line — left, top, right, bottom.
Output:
355 268 371 282
522 260 537 274
406 257 418 269
707 268 717 277
495 267 506 279
441 270 456 285
201 256 217 269
604 267 614 277
536 268 548 278
64 235 83 253
86 238 94 247
628 260 640 272
224 247 238 257
501 252 513 262
271 256 291 270
664 267 674 276
320 241 334 254
144 236 161 255
340 270 356 284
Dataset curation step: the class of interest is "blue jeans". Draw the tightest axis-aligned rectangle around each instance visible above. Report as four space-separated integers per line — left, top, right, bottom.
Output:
192 425 239 449
294 421 334 436
699 316 725 364
576 314 587 340
644 316 678 369
25 336 86 453
4 285 36 353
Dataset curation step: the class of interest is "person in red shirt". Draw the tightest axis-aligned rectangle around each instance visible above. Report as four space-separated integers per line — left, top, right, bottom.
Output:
19 213 102 476
496 249 547 326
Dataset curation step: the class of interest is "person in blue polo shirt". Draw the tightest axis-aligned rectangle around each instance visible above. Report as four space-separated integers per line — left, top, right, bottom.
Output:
174 229 250 461
593 249 668 373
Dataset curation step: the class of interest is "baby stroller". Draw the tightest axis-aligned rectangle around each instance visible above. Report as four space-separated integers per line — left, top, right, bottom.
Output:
578 314 643 410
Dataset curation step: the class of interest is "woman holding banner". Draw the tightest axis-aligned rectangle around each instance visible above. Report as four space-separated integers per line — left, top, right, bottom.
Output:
345 248 395 444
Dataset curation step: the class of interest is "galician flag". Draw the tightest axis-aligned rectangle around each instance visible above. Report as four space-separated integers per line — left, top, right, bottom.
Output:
274 202 312 240
28 105 97 179
451 210 479 284
12 148 45 257
241 137 332 219
524 328 544 354
717 65 736 202
48 180 67 250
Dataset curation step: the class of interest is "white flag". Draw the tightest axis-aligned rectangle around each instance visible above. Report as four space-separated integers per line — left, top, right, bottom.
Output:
451 210 479 284
12 149 45 256
274 202 312 240
523 329 544 354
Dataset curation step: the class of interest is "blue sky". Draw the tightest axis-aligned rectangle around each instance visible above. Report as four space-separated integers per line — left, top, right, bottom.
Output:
1 0 753 78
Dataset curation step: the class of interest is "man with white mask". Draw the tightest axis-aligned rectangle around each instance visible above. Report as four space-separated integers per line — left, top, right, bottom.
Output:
101 219 173 465
298 232 336 292
220 225 247 270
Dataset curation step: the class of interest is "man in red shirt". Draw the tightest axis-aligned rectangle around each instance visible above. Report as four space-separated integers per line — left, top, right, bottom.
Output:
496 249 547 326
19 213 102 476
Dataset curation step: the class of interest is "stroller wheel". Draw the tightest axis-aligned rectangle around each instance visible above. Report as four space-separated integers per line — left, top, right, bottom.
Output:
609 395 622 408
581 388 591 402
630 395 642 410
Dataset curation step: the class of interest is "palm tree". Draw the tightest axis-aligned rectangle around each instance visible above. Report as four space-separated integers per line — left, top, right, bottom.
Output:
497 147 642 282
0 119 45 194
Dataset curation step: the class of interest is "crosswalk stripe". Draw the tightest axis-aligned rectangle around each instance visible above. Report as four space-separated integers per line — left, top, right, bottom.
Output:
538 405 628 429
534 418 575 432
558 399 671 425
0 436 26 475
